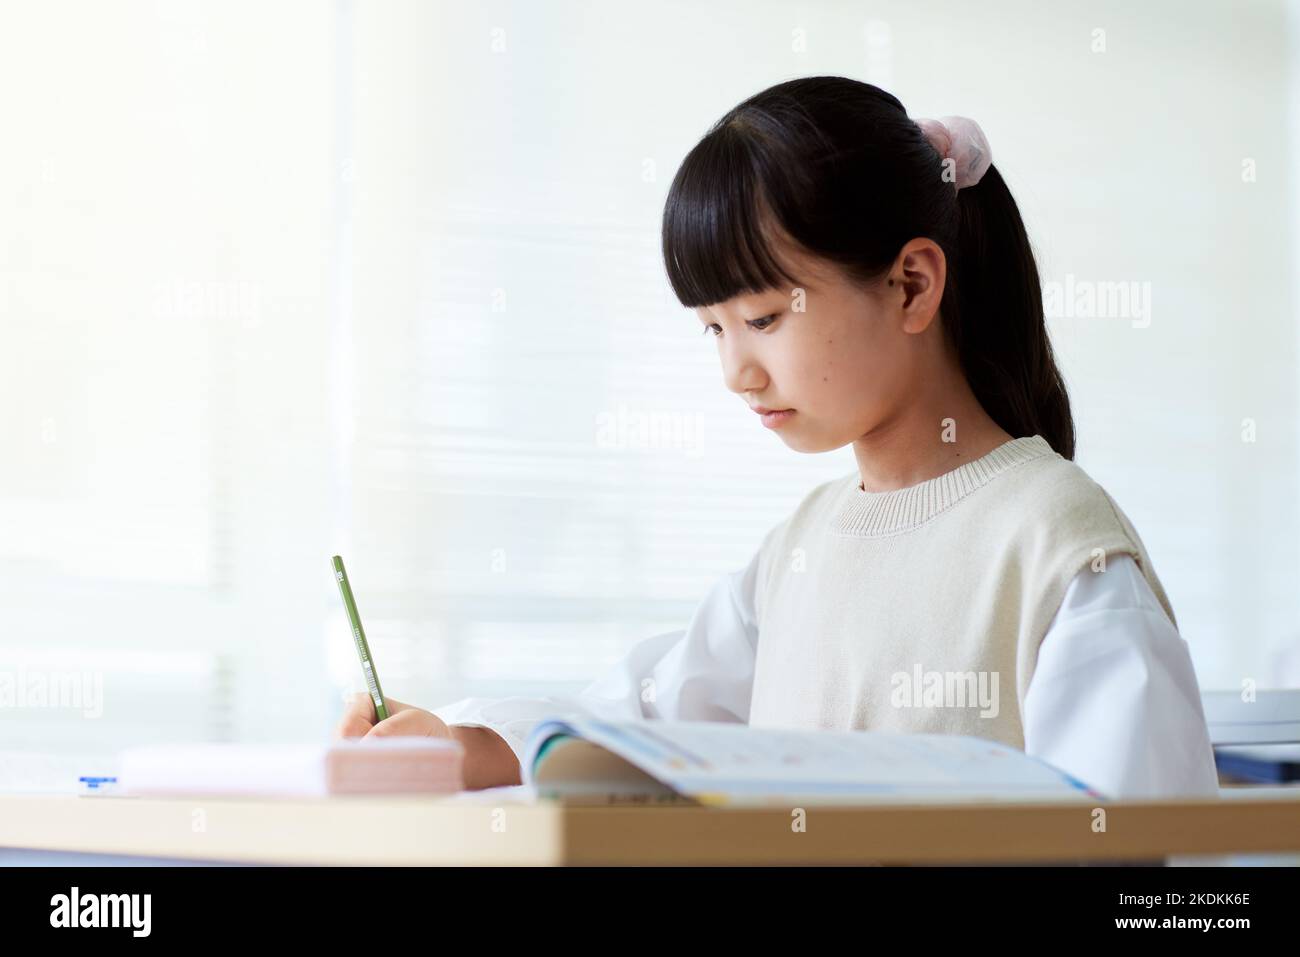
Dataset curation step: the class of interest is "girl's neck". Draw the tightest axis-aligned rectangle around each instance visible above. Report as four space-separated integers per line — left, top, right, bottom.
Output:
851 386 1014 494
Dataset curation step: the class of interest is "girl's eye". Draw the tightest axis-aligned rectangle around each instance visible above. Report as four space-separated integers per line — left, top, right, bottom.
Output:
700 315 779 338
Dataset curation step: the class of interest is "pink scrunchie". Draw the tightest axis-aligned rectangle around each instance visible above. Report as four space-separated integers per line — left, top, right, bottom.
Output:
914 115 992 191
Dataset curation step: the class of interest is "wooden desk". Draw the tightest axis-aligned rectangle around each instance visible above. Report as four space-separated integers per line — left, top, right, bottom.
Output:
3 786 1299 866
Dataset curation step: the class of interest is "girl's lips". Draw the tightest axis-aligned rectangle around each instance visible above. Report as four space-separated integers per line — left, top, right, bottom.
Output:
760 409 795 429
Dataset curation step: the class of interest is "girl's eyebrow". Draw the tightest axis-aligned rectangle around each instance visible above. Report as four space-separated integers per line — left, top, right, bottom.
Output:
697 283 811 325
697 310 764 325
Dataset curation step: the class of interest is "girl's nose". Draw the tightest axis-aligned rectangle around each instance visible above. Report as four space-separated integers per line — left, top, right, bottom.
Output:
720 349 766 397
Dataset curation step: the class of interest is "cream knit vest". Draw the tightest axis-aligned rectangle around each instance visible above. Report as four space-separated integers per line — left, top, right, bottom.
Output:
748 434 1175 750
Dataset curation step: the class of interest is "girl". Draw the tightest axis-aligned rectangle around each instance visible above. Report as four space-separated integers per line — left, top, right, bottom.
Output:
337 76 1219 800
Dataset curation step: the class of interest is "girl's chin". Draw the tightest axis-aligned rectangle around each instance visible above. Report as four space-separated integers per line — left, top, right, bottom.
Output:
783 426 854 455
778 428 836 454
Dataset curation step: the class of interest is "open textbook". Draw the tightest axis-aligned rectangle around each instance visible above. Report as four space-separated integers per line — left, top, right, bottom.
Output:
521 718 1104 806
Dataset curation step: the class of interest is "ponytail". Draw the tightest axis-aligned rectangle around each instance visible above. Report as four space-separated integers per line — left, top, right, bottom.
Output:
946 165 1075 459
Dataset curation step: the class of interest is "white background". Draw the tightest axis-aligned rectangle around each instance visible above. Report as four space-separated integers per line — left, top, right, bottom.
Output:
0 0 1296 754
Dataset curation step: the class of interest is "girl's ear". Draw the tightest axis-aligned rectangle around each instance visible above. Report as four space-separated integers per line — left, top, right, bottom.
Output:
894 239 947 334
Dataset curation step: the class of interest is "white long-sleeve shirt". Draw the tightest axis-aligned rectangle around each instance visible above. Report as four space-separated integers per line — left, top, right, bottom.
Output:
433 550 1220 800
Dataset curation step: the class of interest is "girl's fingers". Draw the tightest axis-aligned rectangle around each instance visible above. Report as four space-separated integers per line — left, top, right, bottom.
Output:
334 692 425 739
333 712 374 739
341 691 376 722
364 708 445 739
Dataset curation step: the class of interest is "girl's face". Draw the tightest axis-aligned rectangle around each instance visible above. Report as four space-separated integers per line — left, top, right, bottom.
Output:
694 238 945 454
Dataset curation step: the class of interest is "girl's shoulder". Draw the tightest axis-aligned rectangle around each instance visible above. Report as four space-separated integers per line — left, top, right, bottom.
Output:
1012 449 1133 530
997 452 1162 582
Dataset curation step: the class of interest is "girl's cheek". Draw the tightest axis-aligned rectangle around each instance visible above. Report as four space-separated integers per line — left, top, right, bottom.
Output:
795 353 827 390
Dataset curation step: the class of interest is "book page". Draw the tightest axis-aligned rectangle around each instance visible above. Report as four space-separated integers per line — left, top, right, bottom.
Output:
525 718 1101 806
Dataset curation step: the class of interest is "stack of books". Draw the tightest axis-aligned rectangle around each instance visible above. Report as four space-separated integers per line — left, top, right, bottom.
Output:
1203 689 1300 784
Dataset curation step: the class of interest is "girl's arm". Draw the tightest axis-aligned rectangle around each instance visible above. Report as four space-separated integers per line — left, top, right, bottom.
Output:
1022 553 1219 799
431 543 763 783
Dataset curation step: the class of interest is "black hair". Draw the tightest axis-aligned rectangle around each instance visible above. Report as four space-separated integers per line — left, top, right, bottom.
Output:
661 75 1075 460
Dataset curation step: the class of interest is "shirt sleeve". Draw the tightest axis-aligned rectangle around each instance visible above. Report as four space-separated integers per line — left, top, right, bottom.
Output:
1022 553 1220 800
431 543 762 774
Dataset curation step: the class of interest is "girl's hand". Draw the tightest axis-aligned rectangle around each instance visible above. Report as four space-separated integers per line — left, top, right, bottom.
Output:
332 691 523 789
333 692 453 740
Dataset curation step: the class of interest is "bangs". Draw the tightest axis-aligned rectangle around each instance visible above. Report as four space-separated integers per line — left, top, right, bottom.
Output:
661 124 806 309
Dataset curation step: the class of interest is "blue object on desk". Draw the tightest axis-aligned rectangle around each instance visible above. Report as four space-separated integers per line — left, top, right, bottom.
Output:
1214 745 1300 783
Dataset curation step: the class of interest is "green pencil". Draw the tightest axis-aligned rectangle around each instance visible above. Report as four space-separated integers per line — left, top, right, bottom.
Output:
332 555 390 722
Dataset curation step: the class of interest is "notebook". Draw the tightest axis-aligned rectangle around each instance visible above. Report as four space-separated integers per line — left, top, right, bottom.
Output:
521 718 1103 806
118 738 465 798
